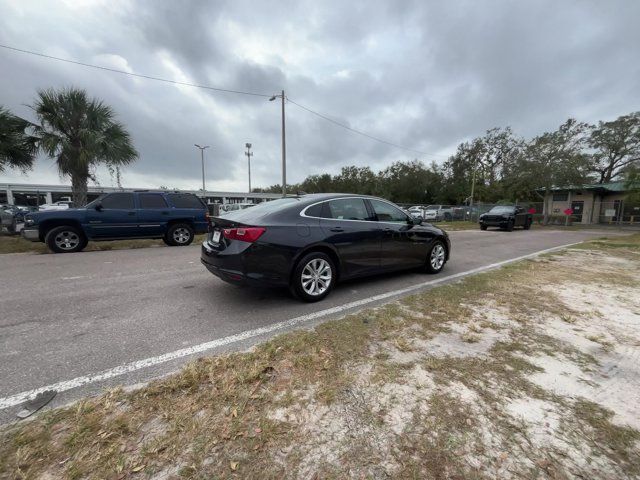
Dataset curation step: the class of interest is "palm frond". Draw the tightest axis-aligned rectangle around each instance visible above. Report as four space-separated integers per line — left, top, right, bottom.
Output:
0 106 38 172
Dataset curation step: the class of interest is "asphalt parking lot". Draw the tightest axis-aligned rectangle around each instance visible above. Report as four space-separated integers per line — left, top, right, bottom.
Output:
0 228 624 422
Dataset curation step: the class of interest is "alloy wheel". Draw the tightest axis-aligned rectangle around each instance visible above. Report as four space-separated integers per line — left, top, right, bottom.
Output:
54 231 80 251
430 244 445 270
173 227 191 244
301 258 332 296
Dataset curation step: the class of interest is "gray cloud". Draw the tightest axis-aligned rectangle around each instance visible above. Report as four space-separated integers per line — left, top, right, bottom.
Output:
1 0 639 191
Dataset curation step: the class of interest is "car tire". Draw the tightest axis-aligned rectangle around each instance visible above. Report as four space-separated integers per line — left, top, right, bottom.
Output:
165 223 195 246
523 219 532 230
480 224 487 231
291 252 336 302
425 240 447 274
506 220 514 232
45 226 87 253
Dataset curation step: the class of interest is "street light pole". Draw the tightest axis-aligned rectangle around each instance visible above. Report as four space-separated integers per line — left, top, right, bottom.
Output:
194 144 210 196
470 166 477 207
269 90 286 197
245 143 253 193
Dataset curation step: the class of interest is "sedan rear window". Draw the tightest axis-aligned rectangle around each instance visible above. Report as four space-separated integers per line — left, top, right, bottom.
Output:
325 198 371 221
220 197 300 221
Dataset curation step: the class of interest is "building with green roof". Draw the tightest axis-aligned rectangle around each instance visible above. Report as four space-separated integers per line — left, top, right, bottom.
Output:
542 181 639 224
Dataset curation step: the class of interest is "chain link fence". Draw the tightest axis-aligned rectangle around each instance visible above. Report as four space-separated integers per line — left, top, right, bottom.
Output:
397 203 545 224
399 200 640 226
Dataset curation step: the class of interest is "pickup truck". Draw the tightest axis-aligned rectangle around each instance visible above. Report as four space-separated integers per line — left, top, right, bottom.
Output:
22 191 209 253
423 205 454 222
479 205 532 231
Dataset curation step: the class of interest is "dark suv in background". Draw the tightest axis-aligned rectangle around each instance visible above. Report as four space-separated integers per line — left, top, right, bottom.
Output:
479 205 532 231
22 191 209 253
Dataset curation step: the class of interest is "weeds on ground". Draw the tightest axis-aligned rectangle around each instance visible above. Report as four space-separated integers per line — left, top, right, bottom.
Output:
0 234 207 255
1 235 640 479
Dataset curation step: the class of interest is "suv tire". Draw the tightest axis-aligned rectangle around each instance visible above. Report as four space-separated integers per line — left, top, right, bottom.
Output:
523 219 532 230
506 220 514 232
291 252 336 302
480 224 488 231
164 223 195 246
45 226 88 253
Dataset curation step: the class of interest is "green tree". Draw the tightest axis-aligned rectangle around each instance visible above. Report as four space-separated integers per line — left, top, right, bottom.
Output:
624 165 640 205
0 106 38 173
299 174 334 193
520 119 591 223
32 88 137 207
588 112 640 183
333 166 377 194
441 127 523 204
378 160 443 204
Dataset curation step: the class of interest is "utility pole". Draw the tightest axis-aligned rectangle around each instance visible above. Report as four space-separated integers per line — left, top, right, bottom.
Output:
470 166 477 207
245 143 253 193
194 144 210 197
269 90 286 197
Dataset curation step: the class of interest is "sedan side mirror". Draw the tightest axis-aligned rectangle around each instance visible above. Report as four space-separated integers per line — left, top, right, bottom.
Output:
95 202 103 211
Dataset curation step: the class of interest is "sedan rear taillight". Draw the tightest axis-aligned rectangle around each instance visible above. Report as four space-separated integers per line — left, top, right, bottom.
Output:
222 227 266 243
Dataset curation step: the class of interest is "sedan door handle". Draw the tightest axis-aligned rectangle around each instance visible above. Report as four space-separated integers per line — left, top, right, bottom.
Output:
330 227 344 232
383 227 393 234
127 211 136 216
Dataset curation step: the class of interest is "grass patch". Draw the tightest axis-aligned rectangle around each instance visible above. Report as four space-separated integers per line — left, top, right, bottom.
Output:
1 234 640 478
0 234 207 255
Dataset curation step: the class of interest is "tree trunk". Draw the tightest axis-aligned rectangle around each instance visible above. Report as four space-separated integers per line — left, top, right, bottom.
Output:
71 172 88 208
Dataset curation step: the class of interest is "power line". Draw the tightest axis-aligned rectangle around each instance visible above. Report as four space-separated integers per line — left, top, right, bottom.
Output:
287 97 448 159
1 43 449 158
0 44 272 98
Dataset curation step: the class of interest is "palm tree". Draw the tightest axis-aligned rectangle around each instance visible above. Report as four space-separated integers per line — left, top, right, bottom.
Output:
32 88 138 207
0 106 38 172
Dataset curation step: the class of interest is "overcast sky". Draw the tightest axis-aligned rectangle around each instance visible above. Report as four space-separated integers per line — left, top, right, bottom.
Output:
1 0 639 192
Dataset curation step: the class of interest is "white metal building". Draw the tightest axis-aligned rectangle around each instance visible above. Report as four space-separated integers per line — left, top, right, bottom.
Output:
0 183 282 207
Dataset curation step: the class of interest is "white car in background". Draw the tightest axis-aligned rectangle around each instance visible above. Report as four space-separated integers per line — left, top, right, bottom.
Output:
39 201 73 211
407 206 426 220
219 202 256 215
423 205 454 222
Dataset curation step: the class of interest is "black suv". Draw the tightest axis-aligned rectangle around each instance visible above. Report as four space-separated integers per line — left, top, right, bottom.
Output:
479 205 533 231
22 191 209 253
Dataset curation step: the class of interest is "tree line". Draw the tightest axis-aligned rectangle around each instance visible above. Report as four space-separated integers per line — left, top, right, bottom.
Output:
256 113 640 205
2 86 638 207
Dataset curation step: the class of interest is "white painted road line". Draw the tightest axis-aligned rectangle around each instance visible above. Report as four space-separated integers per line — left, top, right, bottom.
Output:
0 241 580 410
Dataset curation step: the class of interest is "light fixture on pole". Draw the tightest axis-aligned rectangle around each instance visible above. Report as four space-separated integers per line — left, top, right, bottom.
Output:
244 143 253 194
269 90 286 197
194 144 210 196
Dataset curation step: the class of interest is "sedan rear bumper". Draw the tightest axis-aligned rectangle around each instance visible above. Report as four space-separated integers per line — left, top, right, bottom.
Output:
200 240 290 287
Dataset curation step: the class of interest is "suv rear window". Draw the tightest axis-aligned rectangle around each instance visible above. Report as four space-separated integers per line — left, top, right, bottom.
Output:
168 194 206 209
139 194 168 209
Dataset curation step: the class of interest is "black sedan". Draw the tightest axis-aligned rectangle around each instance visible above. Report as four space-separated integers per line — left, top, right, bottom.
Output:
201 194 450 302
